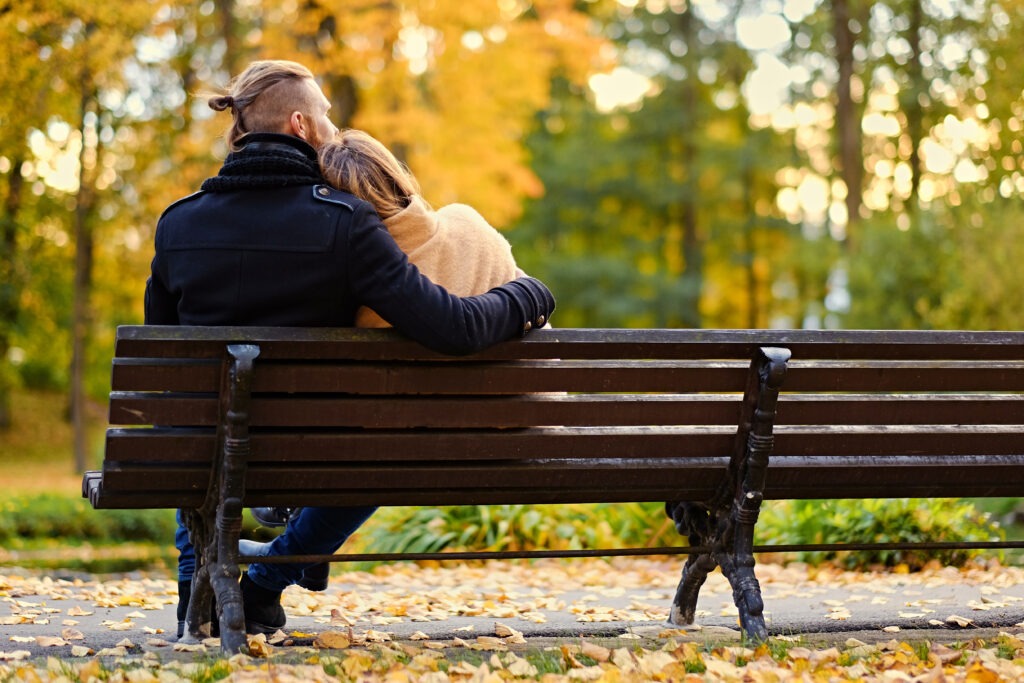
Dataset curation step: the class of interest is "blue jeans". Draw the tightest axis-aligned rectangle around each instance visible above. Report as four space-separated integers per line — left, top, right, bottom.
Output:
175 506 377 591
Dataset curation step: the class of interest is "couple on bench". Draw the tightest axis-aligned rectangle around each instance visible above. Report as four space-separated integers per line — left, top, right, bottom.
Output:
146 59 555 638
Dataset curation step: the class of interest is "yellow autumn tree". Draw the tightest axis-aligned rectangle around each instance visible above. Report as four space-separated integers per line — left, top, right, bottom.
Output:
252 0 607 226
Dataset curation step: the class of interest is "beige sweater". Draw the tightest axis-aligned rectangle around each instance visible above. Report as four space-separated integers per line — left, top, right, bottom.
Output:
357 195 521 328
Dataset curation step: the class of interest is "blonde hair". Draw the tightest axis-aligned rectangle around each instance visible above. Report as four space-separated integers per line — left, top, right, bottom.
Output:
318 129 421 219
208 60 319 150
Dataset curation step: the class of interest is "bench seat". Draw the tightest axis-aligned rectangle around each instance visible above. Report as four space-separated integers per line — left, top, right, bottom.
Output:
83 325 1024 652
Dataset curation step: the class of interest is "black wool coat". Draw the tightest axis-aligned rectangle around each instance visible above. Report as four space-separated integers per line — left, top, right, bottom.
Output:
144 134 549 355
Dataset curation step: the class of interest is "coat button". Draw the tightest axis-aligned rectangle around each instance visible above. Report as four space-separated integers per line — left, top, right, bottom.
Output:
536 315 546 327
318 187 330 196
523 321 533 332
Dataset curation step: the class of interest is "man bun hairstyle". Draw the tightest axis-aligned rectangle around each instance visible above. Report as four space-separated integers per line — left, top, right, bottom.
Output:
208 60 318 150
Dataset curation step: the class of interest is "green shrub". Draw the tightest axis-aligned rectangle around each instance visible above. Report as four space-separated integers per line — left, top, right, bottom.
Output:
2 492 1005 573
0 493 177 544
360 498 1003 571
757 498 1003 569
357 502 677 554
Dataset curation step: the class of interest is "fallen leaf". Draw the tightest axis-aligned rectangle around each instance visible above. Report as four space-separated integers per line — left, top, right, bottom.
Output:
247 636 274 658
35 636 68 647
172 642 206 652
507 657 539 677
314 631 351 649
472 636 507 651
494 623 522 638
0 650 31 661
363 629 392 643
581 640 611 662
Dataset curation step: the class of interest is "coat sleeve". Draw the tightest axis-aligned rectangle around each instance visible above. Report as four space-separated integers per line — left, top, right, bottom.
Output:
345 205 554 355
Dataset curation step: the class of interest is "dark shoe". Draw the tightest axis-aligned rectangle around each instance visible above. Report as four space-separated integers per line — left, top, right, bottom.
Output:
240 574 286 635
176 580 190 639
250 507 300 528
238 540 330 592
176 579 219 639
298 562 330 592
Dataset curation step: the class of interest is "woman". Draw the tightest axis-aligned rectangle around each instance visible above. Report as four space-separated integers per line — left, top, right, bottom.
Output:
318 129 524 327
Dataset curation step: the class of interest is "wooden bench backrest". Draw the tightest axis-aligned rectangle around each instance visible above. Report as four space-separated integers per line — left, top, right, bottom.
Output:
93 326 1024 509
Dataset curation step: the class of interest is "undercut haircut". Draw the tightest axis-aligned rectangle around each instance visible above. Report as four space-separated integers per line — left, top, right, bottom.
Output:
208 60 320 150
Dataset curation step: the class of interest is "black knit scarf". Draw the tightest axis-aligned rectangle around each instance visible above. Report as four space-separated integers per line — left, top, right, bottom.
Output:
200 134 324 193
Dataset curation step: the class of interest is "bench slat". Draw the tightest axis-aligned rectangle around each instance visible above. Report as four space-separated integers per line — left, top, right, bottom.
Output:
114 326 1024 361
108 392 1024 427
111 357 1024 395
90 452 1024 508
111 359 220 393
103 425 1024 468
108 393 744 427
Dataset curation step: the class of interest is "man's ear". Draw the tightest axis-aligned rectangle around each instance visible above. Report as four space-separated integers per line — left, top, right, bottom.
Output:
288 111 308 140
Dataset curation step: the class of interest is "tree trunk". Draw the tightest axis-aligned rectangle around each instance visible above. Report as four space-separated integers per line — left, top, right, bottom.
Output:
676 6 703 329
832 0 862 237
71 77 98 474
0 159 24 431
905 0 924 211
743 153 759 329
215 0 241 76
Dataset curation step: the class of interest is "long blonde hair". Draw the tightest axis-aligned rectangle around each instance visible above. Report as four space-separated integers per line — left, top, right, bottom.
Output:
208 60 319 150
318 129 421 219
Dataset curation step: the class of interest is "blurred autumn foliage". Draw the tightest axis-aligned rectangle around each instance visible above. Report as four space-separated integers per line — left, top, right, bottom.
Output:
3 0 1024 476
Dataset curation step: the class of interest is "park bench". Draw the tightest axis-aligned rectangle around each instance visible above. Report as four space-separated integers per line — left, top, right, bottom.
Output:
83 325 1024 653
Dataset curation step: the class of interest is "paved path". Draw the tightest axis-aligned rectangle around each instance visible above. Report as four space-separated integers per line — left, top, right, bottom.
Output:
3 559 1023 659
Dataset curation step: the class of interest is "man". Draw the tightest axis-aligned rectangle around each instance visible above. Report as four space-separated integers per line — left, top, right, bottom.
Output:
145 60 555 637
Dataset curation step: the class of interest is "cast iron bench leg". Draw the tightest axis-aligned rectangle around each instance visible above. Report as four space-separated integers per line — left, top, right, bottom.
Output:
666 501 716 625
183 343 260 654
668 346 789 642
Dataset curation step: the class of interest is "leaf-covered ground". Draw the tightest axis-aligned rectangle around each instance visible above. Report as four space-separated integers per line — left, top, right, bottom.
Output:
2 558 1024 680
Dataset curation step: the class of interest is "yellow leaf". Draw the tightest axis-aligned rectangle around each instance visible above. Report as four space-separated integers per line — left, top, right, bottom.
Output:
965 660 1000 683
341 652 376 679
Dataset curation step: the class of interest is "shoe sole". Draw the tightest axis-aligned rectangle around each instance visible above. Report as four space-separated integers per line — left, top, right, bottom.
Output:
298 578 329 591
245 619 286 636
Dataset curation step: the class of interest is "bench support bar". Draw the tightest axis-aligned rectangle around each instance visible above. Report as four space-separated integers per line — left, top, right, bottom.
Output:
183 344 260 654
667 346 790 642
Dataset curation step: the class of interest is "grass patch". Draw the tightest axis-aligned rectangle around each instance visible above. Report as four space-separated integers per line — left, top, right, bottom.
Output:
0 387 105 495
